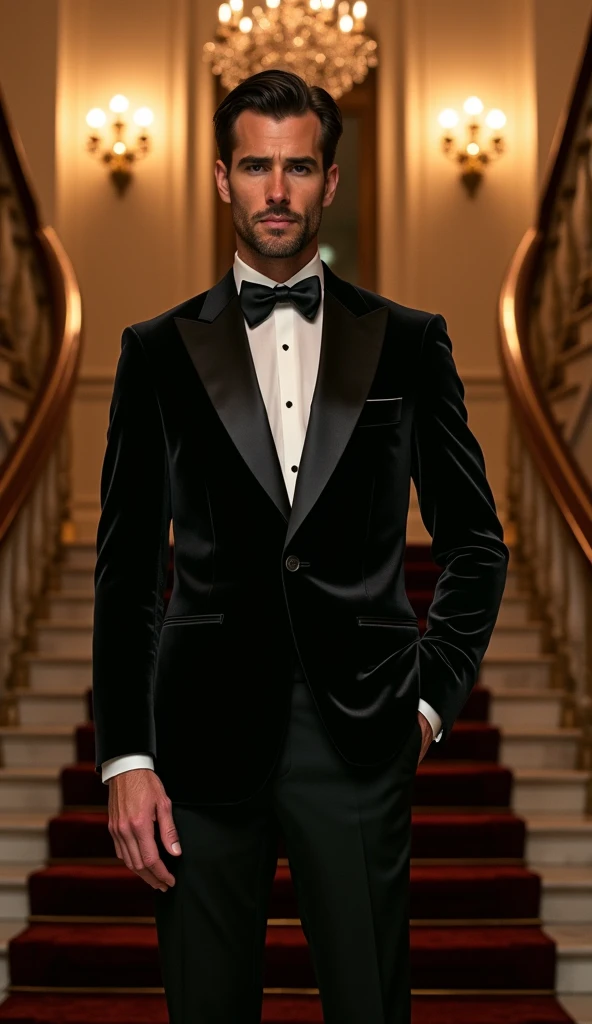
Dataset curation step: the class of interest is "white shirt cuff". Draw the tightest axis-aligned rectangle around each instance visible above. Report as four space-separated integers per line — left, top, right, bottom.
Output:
418 699 443 742
101 753 155 784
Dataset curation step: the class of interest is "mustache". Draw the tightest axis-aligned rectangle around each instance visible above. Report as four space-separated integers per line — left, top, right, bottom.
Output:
256 211 300 222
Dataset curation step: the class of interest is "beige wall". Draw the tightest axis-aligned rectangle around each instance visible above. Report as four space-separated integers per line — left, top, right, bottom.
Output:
1 0 589 540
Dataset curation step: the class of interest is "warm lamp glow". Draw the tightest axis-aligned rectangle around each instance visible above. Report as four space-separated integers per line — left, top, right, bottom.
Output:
438 108 459 130
466 142 480 156
463 95 483 116
339 13 353 30
486 108 506 130
321 0 335 8
352 1 367 16
109 94 129 114
266 0 281 7
86 108 106 129
229 0 243 9
219 3 232 21
239 15 253 30
112 141 127 155
133 107 154 127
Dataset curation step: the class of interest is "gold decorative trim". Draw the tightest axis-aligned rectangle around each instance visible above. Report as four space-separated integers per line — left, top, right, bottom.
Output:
7 985 556 997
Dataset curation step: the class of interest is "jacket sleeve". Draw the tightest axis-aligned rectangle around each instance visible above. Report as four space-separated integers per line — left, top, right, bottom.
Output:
410 313 509 742
92 326 171 774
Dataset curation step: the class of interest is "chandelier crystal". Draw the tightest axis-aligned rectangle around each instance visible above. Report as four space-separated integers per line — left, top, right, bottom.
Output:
203 0 378 100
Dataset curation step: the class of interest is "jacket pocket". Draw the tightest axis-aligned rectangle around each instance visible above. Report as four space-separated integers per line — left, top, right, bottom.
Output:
356 396 403 428
357 615 418 627
162 613 224 626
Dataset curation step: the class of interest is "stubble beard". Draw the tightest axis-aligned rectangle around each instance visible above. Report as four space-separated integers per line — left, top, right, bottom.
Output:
229 184 324 260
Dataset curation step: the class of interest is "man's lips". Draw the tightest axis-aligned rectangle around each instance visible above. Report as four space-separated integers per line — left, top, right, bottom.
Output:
260 217 296 224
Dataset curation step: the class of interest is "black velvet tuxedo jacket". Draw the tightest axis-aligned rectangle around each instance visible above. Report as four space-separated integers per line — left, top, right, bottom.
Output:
92 259 509 806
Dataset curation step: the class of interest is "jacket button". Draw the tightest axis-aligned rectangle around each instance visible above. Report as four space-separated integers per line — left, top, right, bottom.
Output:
285 555 300 571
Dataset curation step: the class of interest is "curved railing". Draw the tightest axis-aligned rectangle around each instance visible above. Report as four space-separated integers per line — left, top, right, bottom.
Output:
0 84 82 706
497 21 592 806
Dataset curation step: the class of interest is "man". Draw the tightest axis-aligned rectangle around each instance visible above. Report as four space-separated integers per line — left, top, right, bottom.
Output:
92 69 509 1023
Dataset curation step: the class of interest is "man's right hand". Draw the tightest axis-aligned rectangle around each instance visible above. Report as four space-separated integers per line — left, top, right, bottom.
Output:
107 769 182 891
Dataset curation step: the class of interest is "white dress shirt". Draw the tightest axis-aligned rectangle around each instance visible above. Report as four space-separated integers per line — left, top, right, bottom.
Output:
101 248 442 784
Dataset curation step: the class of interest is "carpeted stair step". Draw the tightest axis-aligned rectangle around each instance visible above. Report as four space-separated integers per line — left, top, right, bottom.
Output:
46 809 527 861
0 992 575 1023
60 760 514 809
6 922 558 989
27 863 541 921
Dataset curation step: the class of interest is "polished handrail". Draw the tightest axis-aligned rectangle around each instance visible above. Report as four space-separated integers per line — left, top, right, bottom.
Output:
497 19 592 566
0 85 82 545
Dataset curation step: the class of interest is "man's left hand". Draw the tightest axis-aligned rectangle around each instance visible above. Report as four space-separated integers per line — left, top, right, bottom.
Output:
417 711 434 765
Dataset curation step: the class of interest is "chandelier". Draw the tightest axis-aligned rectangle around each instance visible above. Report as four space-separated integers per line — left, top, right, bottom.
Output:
203 0 378 100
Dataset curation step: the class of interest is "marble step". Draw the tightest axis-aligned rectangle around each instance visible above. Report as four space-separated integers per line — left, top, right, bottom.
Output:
0 768 61 813
489 688 564 729
0 864 42 922
544 924 592 995
538 866 592 924
500 728 581 770
0 814 49 863
559 993 592 1023
21 653 91 692
45 589 94 620
56 566 96 592
0 725 75 769
33 621 92 657
525 815 592 866
513 769 590 816
495 594 533 626
11 686 87 727
487 622 546 657
480 653 555 690
60 542 97 569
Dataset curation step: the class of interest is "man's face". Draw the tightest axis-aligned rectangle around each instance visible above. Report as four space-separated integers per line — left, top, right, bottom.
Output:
215 109 338 259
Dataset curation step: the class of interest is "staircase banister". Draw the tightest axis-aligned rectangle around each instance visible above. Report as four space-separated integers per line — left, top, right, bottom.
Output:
0 85 83 546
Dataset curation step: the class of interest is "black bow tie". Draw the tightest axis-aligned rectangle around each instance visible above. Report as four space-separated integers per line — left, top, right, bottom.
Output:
239 275 322 329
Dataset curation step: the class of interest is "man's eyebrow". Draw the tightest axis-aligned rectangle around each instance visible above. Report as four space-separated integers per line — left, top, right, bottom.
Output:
235 155 319 168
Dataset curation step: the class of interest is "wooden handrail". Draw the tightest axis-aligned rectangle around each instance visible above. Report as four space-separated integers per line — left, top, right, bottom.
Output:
497 16 592 567
0 85 82 546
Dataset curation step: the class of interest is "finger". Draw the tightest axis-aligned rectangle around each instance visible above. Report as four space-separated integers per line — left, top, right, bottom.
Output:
136 830 176 888
156 801 182 857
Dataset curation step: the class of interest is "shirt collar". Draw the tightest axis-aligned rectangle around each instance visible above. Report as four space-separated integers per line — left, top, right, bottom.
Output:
233 247 324 295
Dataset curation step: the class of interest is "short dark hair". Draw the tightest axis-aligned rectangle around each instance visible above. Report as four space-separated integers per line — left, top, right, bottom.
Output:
213 69 343 175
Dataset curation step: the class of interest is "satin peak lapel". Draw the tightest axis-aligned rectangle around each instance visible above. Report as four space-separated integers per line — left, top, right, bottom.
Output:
173 261 389 548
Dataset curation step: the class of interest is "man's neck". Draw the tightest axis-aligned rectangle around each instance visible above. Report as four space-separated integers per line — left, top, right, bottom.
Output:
235 239 319 283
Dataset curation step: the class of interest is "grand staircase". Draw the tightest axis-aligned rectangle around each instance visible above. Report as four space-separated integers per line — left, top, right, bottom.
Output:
0 542 583 1022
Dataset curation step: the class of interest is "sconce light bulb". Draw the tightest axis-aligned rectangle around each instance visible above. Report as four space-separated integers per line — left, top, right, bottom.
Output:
229 0 243 9
485 108 506 130
239 15 253 30
466 142 480 156
113 141 127 155
337 1 350 14
352 1 367 17
109 94 129 114
321 0 335 8
438 108 459 129
133 107 154 127
339 13 354 30
309 0 322 8
218 3 232 20
463 96 484 116
266 0 281 8
86 108 107 129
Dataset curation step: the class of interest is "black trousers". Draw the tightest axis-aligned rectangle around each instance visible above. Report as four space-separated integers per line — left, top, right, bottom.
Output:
152 651 422 1023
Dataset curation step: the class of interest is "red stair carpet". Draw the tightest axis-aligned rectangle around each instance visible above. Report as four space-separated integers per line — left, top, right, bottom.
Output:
0 544 574 1023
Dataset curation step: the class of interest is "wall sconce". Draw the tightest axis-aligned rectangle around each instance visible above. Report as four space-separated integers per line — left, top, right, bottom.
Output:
438 96 506 197
85 94 154 196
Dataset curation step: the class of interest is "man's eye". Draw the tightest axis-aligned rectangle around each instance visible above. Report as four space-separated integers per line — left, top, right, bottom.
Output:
246 164 310 173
